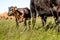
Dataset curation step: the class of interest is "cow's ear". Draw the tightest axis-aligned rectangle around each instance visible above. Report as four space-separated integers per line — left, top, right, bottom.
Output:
15 6 17 10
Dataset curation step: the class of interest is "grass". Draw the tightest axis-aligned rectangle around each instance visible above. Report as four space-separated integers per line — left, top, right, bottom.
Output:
0 17 60 40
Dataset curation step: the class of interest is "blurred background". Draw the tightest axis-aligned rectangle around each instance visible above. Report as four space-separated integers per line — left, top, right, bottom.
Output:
0 0 30 13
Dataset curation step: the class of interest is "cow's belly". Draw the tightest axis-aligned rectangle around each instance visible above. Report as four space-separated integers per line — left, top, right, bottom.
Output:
38 10 52 16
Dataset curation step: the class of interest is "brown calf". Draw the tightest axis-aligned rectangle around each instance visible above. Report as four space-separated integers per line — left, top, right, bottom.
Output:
8 6 31 31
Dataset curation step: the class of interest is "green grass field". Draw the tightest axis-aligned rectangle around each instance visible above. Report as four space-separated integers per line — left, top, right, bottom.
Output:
0 17 60 40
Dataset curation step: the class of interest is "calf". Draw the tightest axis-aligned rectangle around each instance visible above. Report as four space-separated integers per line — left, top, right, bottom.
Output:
8 6 31 30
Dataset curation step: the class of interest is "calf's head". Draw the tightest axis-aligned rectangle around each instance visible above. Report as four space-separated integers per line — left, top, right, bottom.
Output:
8 6 17 16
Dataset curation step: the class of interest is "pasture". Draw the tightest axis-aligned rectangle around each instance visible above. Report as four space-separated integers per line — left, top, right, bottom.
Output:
0 17 60 40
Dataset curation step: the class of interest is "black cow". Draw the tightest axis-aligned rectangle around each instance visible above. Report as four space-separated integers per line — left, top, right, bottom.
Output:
8 6 31 31
30 0 60 28
30 0 51 27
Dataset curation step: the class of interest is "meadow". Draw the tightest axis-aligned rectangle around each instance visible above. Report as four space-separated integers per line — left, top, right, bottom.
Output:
0 17 60 40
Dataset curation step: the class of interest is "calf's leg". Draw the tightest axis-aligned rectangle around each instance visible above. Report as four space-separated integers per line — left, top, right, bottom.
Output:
23 18 27 31
28 18 31 30
15 18 19 29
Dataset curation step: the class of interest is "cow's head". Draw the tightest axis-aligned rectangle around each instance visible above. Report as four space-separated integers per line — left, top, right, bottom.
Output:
8 6 18 16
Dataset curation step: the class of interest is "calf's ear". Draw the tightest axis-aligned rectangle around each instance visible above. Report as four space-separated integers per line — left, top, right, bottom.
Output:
15 7 17 10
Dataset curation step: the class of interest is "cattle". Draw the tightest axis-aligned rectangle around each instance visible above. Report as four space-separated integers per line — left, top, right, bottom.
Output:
8 6 31 31
30 0 60 29
30 0 52 27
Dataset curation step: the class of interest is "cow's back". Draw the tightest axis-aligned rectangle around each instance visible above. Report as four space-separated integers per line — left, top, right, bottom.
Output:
31 0 51 13
17 8 31 19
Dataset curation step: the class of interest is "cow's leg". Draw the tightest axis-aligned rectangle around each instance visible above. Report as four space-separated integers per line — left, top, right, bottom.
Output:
15 18 19 29
30 4 36 29
32 12 36 29
41 15 47 26
44 16 47 25
53 11 59 24
23 18 27 31
55 16 58 24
